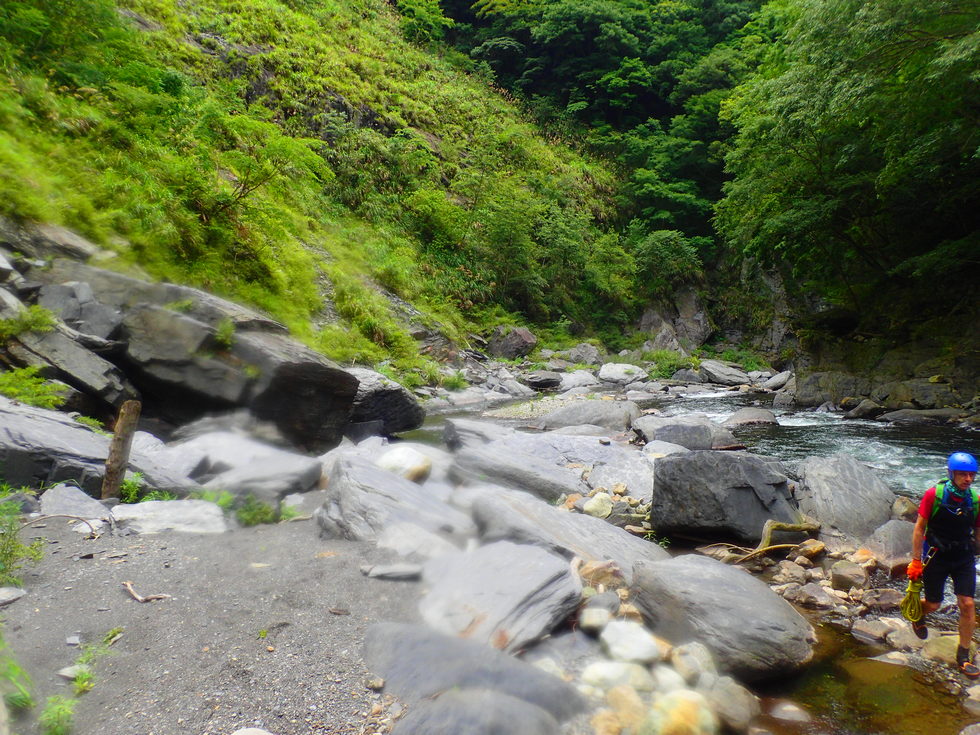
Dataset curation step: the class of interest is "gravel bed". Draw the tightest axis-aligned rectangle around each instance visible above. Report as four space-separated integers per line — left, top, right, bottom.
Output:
4 516 421 735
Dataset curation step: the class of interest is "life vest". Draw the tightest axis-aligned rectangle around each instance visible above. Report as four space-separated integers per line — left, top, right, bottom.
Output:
925 479 979 553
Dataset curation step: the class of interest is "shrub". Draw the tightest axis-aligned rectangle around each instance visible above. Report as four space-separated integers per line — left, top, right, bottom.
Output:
0 305 56 341
0 500 44 586
118 472 144 504
235 495 278 527
0 366 66 409
643 349 691 379
39 695 75 735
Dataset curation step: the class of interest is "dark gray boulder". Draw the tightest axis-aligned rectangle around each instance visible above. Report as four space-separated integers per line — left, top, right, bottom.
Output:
31 258 287 332
0 218 99 261
363 623 585 721
233 331 359 451
843 399 886 420
535 400 640 432
419 541 582 652
315 457 474 543
632 415 738 450
0 396 199 497
876 408 967 424
522 370 562 391
121 303 251 407
37 281 123 339
632 555 815 682
796 454 896 547
487 326 537 359
7 327 137 407
344 367 424 436
650 451 799 543
471 488 669 583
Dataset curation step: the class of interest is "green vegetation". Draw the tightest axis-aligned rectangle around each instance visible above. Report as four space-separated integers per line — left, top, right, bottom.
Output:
0 366 67 409
235 495 278 527
643 349 692 379
0 630 34 711
0 0 973 368
0 305 57 342
213 318 236 350
190 489 236 510
0 499 44 586
38 694 76 735
118 472 145 504
140 489 178 502
72 415 108 433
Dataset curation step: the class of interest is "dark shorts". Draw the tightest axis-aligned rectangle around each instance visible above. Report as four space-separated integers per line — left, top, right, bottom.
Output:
923 550 977 602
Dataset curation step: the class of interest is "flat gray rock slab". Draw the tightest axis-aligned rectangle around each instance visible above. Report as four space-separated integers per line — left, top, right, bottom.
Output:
111 500 230 534
393 688 560 735
632 555 815 682
472 488 669 583
0 587 26 607
363 622 585 721
315 457 475 543
797 454 896 546
443 418 517 450
535 400 640 431
698 360 751 386
203 454 322 504
449 444 588 502
39 483 109 519
419 541 582 652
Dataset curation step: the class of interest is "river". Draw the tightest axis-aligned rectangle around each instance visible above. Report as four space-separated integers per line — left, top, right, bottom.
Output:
412 386 980 735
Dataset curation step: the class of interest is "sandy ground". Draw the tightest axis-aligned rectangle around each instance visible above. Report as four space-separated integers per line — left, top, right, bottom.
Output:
4 509 421 735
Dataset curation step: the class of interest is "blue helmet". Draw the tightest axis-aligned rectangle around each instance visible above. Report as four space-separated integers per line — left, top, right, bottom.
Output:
948 451 978 474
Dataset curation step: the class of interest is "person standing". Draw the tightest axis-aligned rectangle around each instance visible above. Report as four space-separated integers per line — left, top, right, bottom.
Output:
908 451 980 678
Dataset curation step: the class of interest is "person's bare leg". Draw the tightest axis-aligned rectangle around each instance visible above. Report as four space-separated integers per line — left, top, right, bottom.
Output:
957 595 976 649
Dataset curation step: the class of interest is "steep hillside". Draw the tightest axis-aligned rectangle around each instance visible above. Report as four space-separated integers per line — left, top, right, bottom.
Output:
0 0 634 384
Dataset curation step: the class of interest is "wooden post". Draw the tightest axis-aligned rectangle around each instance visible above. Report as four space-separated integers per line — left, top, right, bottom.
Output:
101 400 142 500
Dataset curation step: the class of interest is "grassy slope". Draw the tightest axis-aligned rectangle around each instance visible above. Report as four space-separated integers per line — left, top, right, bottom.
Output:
0 0 626 382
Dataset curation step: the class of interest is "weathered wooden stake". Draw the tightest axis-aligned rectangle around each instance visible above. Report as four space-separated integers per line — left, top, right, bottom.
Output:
101 399 142 500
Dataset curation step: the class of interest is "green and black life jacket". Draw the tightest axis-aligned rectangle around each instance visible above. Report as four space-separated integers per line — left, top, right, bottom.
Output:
926 479 980 552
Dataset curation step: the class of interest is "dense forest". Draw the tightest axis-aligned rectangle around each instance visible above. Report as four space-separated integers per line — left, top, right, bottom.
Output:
0 0 977 382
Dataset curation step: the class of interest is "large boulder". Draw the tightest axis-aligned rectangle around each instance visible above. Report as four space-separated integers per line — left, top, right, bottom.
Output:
598 363 648 385
632 555 815 682
232 331 359 451
471 488 669 583
796 454 896 546
419 541 582 652
344 367 425 436
535 400 640 432
0 396 199 497
698 360 751 387
722 408 778 428
632 415 738 451
487 326 537 359
30 258 287 332
866 519 916 573
37 281 123 339
650 451 799 543
566 343 602 365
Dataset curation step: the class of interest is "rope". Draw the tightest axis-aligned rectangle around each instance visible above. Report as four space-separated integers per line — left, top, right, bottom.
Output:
900 579 924 622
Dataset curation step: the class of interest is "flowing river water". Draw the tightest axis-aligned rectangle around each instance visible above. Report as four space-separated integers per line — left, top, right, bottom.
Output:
409 388 980 734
